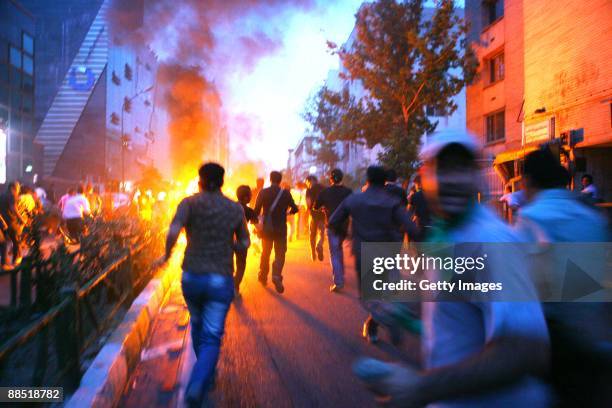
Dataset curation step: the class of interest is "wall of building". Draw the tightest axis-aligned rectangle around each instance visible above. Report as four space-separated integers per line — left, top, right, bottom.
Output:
0 0 36 184
466 0 612 200
466 0 524 197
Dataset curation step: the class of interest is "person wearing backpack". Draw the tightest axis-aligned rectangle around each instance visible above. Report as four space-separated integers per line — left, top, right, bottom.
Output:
254 171 298 293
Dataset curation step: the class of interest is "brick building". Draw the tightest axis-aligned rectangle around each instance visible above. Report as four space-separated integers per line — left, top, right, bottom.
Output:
466 0 612 201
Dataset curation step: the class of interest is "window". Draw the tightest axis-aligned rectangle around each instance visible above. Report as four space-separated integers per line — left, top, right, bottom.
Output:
9 67 21 88
21 117 32 135
0 64 7 83
0 86 8 106
9 132 20 153
22 33 34 55
486 110 505 143
488 52 504 84
10 90 20 110
9 46 21 68
21 95 33 113
22 74 33 93
482 0 504 26
22 55 33 75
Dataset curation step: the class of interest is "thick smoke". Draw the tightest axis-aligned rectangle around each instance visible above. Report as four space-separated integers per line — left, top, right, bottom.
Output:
108 0 315 179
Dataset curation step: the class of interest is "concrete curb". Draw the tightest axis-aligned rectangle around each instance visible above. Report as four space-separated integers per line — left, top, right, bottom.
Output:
66 264 178 408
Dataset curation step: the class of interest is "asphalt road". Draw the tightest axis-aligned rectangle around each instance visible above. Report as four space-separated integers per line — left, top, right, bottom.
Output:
122 237 420 408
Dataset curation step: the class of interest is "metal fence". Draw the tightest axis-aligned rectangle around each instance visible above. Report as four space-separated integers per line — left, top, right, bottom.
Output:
0 232 163 390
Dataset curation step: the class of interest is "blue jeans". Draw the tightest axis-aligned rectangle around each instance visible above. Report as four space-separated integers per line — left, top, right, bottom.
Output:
327 229 345 286
181 271 234 402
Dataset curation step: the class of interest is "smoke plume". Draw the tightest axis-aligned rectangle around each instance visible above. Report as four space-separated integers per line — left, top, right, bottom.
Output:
108 0 316 179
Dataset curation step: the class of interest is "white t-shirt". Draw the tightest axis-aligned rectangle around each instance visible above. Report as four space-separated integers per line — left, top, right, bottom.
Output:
581 184 599 200
62 194 91 220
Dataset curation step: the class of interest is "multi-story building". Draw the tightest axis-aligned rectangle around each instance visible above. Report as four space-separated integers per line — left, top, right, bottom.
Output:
466 0 612 201
19 0 161 187
0 0 39 184
290 135 319 183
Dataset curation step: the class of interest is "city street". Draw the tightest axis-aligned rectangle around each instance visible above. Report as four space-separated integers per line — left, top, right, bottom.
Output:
121 238 420 408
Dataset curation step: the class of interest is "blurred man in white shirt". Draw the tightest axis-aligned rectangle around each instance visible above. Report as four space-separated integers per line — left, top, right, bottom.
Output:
62 185 91 241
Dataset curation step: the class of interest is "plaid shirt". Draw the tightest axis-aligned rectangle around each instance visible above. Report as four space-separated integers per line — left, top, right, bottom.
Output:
173 191 249 276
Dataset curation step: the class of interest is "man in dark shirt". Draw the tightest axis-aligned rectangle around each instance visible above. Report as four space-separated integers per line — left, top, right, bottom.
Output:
234 185 258 294
314 168 352 292
254 171 298 293
407 174 431 241
329 166 416 343
384 168 408 207
161 163 249 407
0 181 26 268
306 175 326 261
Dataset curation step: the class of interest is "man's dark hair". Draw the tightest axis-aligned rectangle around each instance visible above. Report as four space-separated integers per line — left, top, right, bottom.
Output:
582 174 593 184
386 168 398 182
7 181 18 191
524 148 569 190
199 162 225 191
306 175 318 184
436 143 476 170
68 188 76 195
236 185 252 203
330 168 343 184
270 171 282 185
77 184 85 194
367 166 387 186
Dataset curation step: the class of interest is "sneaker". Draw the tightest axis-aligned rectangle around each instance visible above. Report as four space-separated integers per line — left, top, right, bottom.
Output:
273 279 284 294
329 284 343 293
258 275 267 286
311 252 316 261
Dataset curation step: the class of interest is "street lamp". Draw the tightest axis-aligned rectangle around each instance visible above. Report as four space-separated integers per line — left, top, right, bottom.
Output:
121 85 154 190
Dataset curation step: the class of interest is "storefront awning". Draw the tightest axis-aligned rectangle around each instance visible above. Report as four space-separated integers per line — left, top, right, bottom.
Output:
493 146 539 166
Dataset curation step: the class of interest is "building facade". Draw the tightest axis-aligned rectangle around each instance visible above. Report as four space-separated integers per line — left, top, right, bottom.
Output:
19 0 161 187
466 0 612 201
0 0 38 184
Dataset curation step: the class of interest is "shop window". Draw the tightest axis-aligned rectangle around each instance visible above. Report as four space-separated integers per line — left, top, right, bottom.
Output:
487 52 504 84
22 33 34 55
486 110 505 143
9 46 21 69
482 0 504 26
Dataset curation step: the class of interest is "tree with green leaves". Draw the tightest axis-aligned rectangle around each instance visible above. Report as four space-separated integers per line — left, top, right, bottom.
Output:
304 0 477 176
